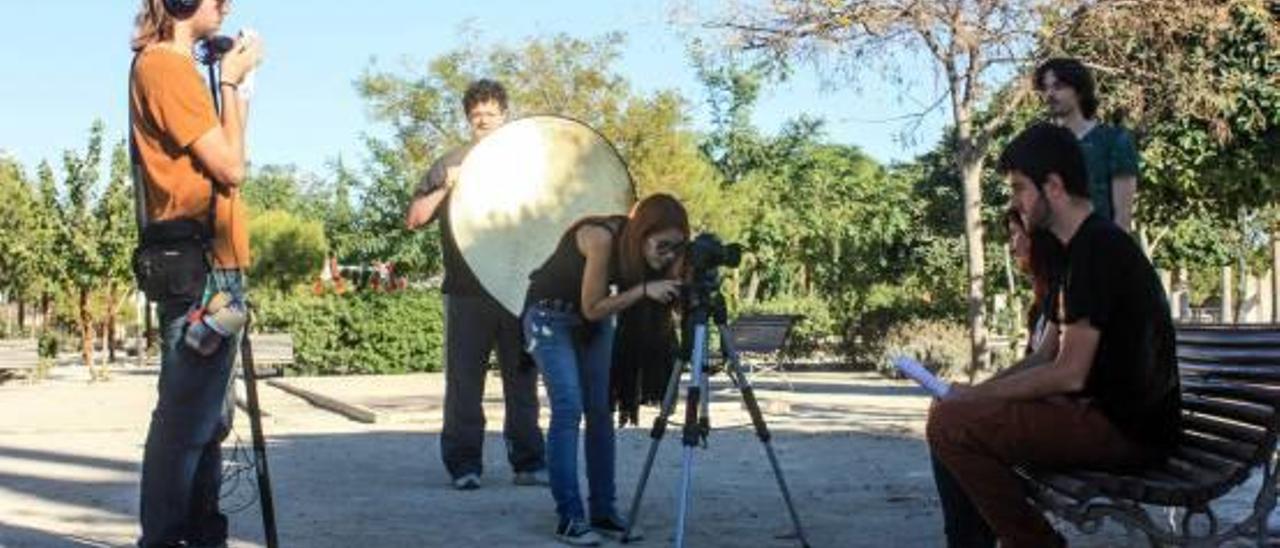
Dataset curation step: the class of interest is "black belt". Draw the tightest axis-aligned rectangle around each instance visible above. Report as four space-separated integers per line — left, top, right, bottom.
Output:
533 298 578 314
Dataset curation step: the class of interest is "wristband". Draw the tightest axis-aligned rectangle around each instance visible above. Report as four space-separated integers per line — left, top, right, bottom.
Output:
219 81 239 91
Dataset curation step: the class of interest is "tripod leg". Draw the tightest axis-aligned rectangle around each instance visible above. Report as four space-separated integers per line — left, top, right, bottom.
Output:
622 354 685 543
674 323 710 548
240 327 279 548
719 325 811 548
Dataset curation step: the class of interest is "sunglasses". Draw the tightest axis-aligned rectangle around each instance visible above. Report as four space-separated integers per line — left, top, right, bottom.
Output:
653 238 687 256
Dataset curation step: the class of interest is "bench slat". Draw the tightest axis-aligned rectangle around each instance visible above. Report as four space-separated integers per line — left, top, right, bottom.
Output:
1180 362 1280 382
1180 430 1262 463
1181 413 1267 445
1177 329 1280 346
1183 393 1275 428
1179 346 1280 366
1182 379 1280 407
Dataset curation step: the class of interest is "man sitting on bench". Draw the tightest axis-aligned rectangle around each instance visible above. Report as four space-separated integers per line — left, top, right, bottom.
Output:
926 123 1181 548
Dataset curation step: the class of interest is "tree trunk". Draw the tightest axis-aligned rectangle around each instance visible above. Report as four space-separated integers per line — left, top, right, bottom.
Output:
17 300 24 331
40 292 50 330
1222 266 1234 324
960 158 989 379
747 270 761 304
106 287 118 363
1272 230 1279 323
79 288 94 368
1003 240 1022 340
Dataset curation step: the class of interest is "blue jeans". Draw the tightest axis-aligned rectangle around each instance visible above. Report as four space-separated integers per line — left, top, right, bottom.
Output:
139 271 244 547
523 305 616 523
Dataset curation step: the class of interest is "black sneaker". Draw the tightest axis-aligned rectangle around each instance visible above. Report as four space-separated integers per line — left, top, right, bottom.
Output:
592 515 644 541
555 519 603 546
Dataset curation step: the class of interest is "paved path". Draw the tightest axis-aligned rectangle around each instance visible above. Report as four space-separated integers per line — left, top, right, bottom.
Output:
0 367 1256 547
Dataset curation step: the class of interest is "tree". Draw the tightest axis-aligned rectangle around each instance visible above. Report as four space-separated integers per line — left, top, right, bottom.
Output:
248 210 329 294
0 157 45 329
33 161 64 325
97 141 138 362
709 0 1074 371
54 122 110 375
352 33 726 277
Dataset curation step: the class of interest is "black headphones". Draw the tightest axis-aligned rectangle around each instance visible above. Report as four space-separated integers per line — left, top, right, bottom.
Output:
162 0 201 19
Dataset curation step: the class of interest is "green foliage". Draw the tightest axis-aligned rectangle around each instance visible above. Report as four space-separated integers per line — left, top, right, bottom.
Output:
875 318 971 378
0 157 52 302
248 210 329 293
253 290 444 375
37 330 58 359
700 61 961 355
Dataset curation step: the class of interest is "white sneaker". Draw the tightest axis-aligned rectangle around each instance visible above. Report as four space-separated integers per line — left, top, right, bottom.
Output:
452 473 481 490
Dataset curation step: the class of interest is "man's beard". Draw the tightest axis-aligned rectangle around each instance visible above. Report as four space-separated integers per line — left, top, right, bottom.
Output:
1027 193 1054 231
1046 100 1074 119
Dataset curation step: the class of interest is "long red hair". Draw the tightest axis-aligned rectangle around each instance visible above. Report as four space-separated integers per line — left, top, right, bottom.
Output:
618 194 690 285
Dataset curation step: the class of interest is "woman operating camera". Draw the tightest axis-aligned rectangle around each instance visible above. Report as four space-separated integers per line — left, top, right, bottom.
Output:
523 193 689 545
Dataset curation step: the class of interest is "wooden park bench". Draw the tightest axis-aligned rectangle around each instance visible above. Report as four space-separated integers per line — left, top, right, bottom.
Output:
244 332 293 379
0 339 39 380
1021 325 1280 546
727 314 803 390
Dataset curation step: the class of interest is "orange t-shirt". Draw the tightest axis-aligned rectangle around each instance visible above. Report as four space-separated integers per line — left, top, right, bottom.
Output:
129 46 250 268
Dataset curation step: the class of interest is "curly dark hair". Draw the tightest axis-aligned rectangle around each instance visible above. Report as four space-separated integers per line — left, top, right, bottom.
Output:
462 79 508 115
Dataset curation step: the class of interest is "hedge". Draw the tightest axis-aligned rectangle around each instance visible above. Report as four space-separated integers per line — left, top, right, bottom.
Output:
253 290 444 375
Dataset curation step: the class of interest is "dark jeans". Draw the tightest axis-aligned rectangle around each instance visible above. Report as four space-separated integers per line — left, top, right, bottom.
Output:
927 397 1152 548
931 451 995 548
522 304 617 522
138 271 243 548
441 294 545 479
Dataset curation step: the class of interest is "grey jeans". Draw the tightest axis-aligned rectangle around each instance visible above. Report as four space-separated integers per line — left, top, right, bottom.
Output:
440 294 545 478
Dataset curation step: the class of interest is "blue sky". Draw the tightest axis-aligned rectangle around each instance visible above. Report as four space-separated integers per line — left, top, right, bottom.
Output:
0 1 947 180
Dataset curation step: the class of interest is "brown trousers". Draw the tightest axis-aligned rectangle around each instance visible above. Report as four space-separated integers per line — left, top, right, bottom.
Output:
926 397 1153 548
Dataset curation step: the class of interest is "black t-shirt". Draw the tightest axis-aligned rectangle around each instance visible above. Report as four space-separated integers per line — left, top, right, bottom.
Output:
414 146 485 296
526 217 624 311
1051 214 1181 449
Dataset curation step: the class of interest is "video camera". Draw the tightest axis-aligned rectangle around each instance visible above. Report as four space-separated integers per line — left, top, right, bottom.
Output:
686 233 742 274
679 233 742 313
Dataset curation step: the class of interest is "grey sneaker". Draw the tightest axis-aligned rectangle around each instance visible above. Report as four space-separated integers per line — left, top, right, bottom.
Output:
452 473 481 490
555 519 603 546
513 469 549 486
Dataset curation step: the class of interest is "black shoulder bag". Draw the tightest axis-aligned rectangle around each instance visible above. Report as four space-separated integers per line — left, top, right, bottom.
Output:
129 52 217 303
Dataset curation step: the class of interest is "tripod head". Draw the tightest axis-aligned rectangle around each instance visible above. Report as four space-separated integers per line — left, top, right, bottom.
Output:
679 233 740 319
678 232 741 361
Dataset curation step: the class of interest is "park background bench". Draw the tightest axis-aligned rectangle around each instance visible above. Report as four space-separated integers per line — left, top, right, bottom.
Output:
0 339 38 381
1021 324 1280 546
245 332 293 379
231 332 293 416
727 314 803 389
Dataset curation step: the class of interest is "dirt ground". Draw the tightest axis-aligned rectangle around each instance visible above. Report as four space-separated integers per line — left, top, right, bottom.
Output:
0 365 1266 547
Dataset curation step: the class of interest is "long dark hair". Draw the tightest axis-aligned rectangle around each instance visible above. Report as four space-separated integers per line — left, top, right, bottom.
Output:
1034 57 1100 119
613 194 690 425
1005 207 1057 349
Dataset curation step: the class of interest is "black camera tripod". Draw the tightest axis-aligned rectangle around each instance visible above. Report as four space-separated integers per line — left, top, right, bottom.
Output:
622 283 809 547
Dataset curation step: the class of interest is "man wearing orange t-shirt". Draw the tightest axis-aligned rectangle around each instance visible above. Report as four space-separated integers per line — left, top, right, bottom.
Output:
129 1 262 546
